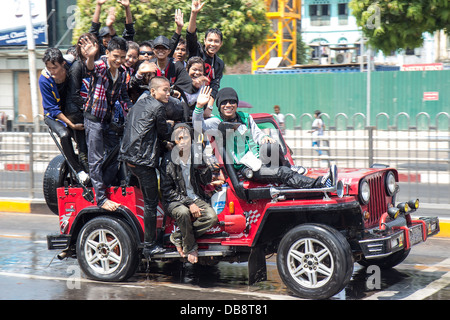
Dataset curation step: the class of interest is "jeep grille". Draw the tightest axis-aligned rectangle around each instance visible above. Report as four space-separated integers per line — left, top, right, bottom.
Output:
366 173 388 227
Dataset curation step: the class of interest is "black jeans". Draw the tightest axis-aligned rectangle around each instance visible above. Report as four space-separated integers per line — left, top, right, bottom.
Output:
84 118 120 207
45 117 84 174
128 164 159 243
253 165 322 189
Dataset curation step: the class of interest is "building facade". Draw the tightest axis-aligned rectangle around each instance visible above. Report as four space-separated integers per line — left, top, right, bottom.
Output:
301 0 448 67
0 0 75 125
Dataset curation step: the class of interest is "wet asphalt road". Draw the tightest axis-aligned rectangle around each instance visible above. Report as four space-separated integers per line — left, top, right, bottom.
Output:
1 211 450 303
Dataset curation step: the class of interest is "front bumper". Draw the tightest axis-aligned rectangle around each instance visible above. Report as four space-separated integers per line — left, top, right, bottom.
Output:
359 216 440 259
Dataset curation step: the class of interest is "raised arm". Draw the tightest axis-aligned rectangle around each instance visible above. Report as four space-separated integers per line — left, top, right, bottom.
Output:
80 36 99 71
192 86 221 133
105 7 117 37
92 0 107 24
187 0 205 33
118 0 133 24
175 9 184 35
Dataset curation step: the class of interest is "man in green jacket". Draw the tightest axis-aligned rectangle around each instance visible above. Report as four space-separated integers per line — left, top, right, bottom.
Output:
192 86 337 189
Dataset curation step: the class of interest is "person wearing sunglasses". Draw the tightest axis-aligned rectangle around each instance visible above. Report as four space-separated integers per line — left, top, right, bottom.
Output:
138 41 154 62
193 87 337 190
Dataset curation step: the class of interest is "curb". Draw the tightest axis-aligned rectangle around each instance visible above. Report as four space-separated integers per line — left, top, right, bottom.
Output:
1 198 449 238
436 219 450 238
0 198 50 215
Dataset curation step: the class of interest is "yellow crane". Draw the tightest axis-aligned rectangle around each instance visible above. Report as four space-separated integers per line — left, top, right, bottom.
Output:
251 0 301 73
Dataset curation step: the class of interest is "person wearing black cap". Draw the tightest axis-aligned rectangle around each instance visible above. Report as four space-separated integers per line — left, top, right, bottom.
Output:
89 0 135 56
160 123 219 264
149 35 194 97
192 86 337 190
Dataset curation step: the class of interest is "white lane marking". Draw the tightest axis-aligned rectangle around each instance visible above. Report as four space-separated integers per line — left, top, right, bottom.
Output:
364 257 450 300
0 271 299 300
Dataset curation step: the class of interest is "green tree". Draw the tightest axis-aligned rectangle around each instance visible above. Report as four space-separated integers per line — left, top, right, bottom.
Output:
349 0 450 54
296 33 311 65
73 0 270 65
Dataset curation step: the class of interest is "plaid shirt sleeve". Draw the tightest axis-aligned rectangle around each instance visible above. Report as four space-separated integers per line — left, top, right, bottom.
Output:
85 60 109 119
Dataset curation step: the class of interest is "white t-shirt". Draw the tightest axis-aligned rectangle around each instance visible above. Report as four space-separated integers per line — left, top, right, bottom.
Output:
275 113 285 124
311 118 324 137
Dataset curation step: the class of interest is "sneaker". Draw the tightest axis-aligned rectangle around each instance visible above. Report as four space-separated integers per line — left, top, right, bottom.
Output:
291 165 307 175
143 242 166 257
77 171 90 185
321 165 337 188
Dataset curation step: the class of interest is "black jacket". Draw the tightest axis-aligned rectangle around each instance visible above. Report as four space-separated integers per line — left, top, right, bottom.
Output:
186 29 224 99
66 59 88 123
89 21 135 56
160 147 212 211
119 95 171 167
149 57 195 95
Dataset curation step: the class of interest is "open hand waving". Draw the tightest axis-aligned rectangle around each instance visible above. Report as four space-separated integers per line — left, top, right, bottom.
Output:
196 86 212 108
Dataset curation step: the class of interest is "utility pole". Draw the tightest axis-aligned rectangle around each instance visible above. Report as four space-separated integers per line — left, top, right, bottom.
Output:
24 0 40 132
366 45 371 127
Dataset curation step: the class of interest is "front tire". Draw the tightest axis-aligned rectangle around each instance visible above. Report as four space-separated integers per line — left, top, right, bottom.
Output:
277 224 353 299
76 216 139 282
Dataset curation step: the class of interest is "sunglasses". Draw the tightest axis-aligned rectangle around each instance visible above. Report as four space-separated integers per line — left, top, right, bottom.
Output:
139 51 154 56
153 46 169 51
220 100 237 106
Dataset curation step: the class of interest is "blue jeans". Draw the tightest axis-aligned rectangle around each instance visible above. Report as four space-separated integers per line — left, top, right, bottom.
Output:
84 118 120 207
312 140 322 156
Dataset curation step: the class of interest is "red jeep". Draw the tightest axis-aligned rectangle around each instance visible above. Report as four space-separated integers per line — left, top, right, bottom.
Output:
46 113 440 299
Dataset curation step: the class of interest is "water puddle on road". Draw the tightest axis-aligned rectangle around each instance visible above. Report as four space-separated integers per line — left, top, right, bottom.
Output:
132 257 450 300
132 258 291 297
3 235 450 300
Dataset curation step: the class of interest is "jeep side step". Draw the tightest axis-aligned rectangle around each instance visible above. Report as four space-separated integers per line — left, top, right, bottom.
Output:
151 250 231 259
150 245 233 259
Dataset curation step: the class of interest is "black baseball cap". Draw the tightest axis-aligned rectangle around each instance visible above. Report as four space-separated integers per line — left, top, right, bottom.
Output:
99 26 111 37
216 87 239 109
153 36 171 49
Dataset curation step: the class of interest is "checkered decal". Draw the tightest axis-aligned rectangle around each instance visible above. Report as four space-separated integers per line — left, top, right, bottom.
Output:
245 210 261 233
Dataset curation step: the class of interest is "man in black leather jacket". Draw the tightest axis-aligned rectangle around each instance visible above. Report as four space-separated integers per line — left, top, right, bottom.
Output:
119 76 173 255
160 123 219 264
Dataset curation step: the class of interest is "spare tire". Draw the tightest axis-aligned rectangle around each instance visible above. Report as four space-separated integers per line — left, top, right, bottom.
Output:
43 154 69 215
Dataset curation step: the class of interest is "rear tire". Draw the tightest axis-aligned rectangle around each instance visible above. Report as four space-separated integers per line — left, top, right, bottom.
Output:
277 224 353 299
43 154 69 215
76 216 139 282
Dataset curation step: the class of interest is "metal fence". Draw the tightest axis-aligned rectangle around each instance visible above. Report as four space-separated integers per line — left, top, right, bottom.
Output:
0 112 449 204
283 111 450 204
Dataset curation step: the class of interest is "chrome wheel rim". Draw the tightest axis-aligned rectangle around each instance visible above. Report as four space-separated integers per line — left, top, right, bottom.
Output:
84 228 122 275
287 238 334 289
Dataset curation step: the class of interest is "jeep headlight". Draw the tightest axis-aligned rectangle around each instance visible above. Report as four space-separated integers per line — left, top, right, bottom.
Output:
385 171 397 196
359 179 370 204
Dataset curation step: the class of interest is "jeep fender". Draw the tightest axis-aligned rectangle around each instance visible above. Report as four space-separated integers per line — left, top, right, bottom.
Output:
251 200 363 248
68 205 144 247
